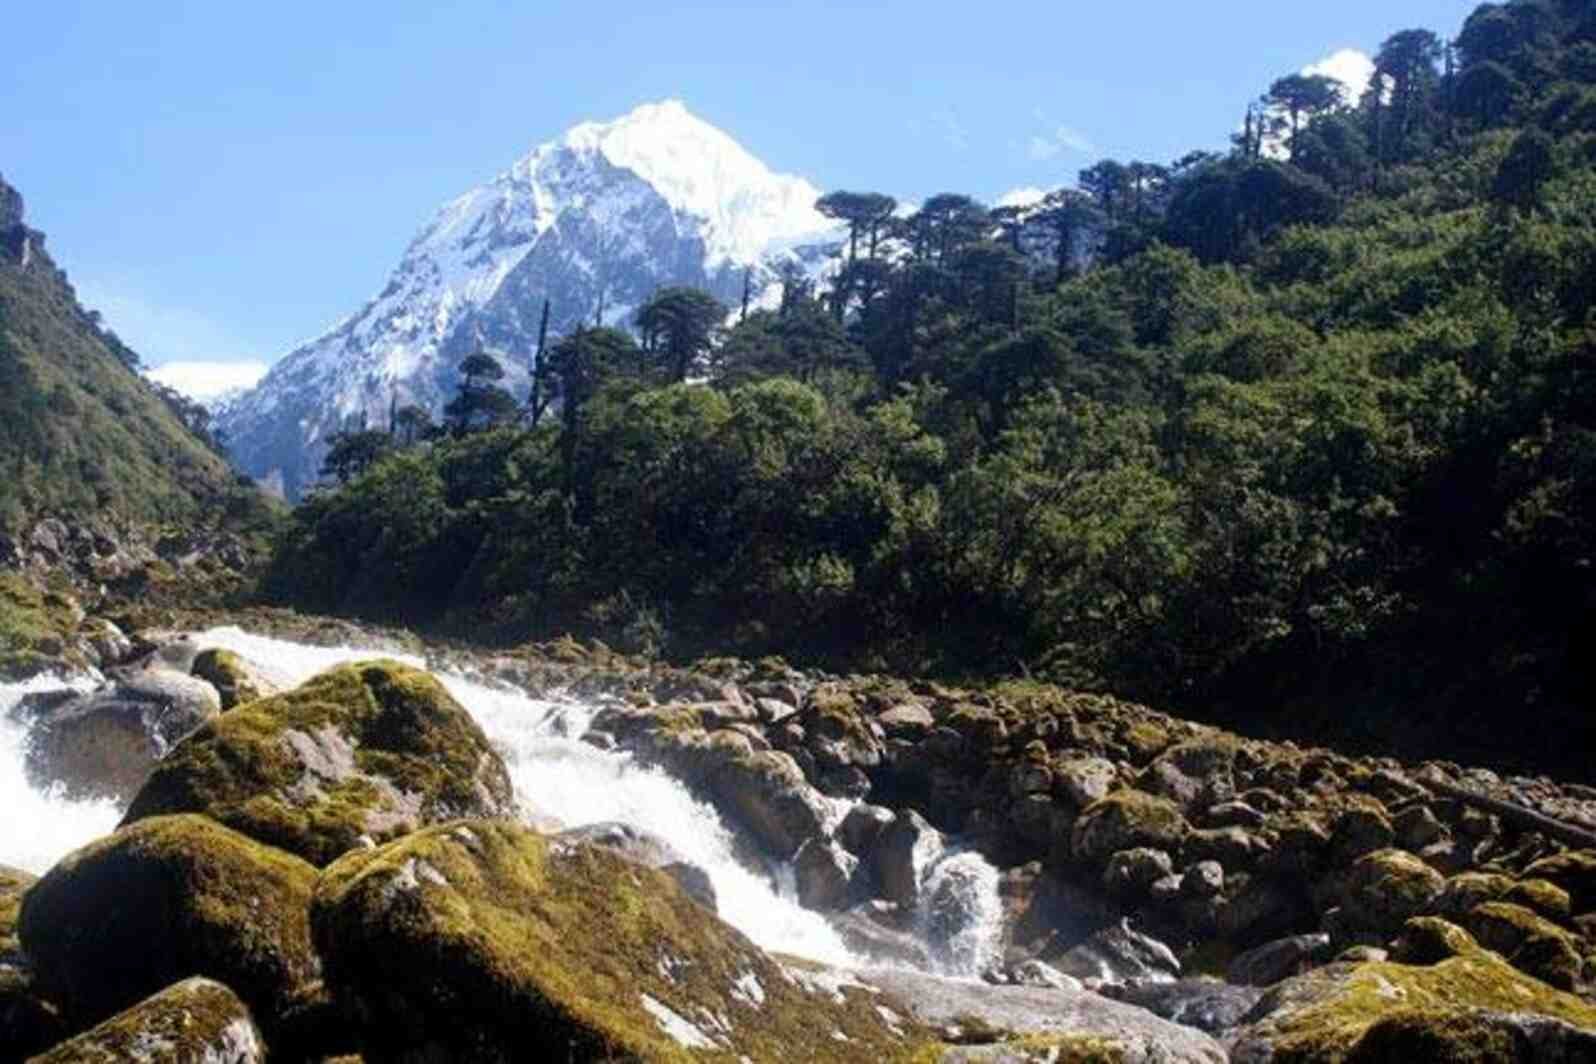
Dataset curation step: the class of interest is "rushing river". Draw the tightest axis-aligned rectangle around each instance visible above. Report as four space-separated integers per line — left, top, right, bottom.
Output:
0 626 1004 975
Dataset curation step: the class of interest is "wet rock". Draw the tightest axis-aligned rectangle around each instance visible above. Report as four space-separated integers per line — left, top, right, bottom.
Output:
123 660 514 866
555 822 718 913
827 902 933 969
311 819 932 1061
1103 978 1264 1037
1008 959 1080 991
21 663 221 803
793 837 859 911
20 814 319 1037
871 810 945 910
1227 933 1333 987
1102 847 1174 899
862 968 1226 1063
706 748 831 859
27 977 265 1063
1050 920 1181 985
838 802 895 858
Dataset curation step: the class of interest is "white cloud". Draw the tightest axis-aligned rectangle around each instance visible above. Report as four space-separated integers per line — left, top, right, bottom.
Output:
74 279 269 377
995 185 1056 209
1026 125 1096 162
144 360 268 401
1305 47 1376 105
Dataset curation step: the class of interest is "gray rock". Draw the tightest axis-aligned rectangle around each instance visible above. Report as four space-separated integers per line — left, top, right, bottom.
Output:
878 702 935 740
1102 847 1174 898
838 802 895 858
1181 860 1225 899
871 810 945 909
706 749 831 859
826 902 932 969
792 837 858 911
1139 738 1237 812
1103 978 1265 1037
1053 756 1118 808
1007 959 1081 991
1393 803 1449 850
1050 919 1181 985
862 967 1225 1063
1227 933 1333 987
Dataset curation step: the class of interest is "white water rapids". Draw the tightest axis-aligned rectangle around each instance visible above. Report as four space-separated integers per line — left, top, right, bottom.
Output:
0 627 1005 976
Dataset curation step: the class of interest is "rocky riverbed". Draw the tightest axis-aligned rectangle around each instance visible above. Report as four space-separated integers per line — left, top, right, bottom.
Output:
3 602 1596 1061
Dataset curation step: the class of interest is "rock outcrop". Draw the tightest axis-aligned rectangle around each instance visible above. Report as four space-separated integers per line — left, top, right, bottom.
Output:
26 977 265 1064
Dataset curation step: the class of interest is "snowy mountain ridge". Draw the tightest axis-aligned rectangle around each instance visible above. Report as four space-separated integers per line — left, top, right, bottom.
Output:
217 100 841 500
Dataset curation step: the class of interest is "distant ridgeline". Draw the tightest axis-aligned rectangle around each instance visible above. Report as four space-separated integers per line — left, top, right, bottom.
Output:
0 172 274 543
269 0 1596 775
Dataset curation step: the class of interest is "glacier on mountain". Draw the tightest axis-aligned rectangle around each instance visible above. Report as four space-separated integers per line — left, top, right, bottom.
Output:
217 100 841 500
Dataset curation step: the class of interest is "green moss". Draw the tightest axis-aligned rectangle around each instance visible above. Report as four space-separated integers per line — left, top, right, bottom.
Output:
191 646 270 710
1522 850 1596 911
1122 721 1174 761
0 864 33 959
1072 788 1189 863
1341 849 1445 935
1250 946 1596 1062
1345 1008 1525 1063
1505 878 1573 921
122 660 512 866
1463 902 1583 990
26 977 260 1063
19 814 318 1033
0 572 82 676
313 820 935 1061
1392 917 1478 965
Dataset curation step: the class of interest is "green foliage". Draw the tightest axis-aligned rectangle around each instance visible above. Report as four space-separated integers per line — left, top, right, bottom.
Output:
268 0 1596 774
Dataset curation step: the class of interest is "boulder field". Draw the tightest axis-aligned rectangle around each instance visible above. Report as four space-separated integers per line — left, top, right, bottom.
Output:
3 618 1596 1060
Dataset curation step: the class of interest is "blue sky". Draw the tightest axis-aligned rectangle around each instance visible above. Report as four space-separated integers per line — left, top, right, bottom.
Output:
3 0 1476 393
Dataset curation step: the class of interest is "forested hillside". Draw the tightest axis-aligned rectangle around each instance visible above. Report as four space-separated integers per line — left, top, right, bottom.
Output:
0 174 270 536
267 0 1596 773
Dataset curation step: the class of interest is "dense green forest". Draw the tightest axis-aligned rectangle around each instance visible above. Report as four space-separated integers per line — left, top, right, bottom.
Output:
268 0 1596 772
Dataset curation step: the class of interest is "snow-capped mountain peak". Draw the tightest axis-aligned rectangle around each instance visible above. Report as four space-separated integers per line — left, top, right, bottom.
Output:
217 101 841 500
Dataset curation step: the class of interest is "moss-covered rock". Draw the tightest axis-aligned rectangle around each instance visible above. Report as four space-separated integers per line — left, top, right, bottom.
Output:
310 819 935 1062
1071 790 1189 867
1463 901 1584 991
27 977 265 1063
1232 945 1596 1061
191 646 278 710
1505 877 1573 922
1521 850 1596 913
18 814 319 1033
122 660 513 865
1345 1007 1596 1063
1336 848 1445 939
1435 871 1515 920
0 572 84 680
1389 917 1478 965
0 863 30 962
1 965 64 1063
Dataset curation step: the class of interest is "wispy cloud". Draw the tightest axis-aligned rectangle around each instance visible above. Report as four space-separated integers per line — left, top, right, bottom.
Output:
73 279 270 396
908 109 970 152
995 185 1058 209
1024 108 1097 162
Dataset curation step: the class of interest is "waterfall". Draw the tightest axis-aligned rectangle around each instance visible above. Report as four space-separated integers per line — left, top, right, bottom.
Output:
0 672 120 875
0 627 855 966
919 849 1006 977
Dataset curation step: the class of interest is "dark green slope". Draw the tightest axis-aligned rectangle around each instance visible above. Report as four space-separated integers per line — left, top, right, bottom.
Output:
0 173 260 533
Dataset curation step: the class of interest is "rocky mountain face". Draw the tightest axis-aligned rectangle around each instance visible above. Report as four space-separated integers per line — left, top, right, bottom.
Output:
217 101 840 500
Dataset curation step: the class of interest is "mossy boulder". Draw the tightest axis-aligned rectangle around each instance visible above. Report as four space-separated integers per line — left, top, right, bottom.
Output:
122 660 513 865
1345 1008 1596 1062
18 814 319 1033
1071 789 1189 867
1335 848 1445 939
1232 945 1596 1061
1521 850 1596 913
310 819 934 1061
27 977 265 1063
0 863 30 961
1463 902 1584 991
191 646 278 709
1389 917 1478 965
1505 878 1573 922
0 572 84 679
1436 871 1515 920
